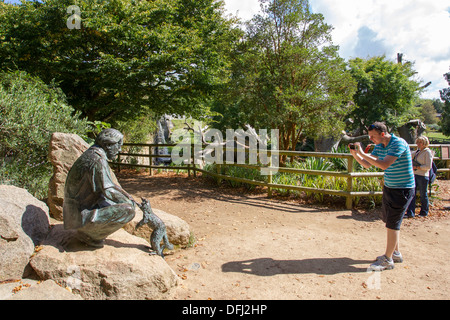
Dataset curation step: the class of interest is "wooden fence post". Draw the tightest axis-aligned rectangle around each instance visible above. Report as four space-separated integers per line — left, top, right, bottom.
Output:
148 145 153 176
346 156 353 210
446 160 450 180
217 164 222 185
267 153 273 197
188 144 193 178
192 144 197 178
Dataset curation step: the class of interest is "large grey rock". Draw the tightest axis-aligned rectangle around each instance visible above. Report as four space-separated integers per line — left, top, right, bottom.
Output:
6 280 83 300
29 224 179 300
0 185 50 281
0 279 39 300
125 207 193 247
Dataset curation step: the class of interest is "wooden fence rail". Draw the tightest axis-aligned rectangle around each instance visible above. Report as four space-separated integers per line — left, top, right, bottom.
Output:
112 143 450 209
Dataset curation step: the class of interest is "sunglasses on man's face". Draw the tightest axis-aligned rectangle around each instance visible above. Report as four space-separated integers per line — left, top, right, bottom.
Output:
368 124 383 131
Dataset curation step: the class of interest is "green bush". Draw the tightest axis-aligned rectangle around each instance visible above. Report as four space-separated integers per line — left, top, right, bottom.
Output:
0 71 88 199
273 157 383 204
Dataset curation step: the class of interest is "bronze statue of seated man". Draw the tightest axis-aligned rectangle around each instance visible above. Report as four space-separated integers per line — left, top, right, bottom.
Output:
63 128 135 247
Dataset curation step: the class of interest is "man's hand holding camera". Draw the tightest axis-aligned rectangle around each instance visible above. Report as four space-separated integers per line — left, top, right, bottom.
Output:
349 142 375 157
348 143 361 154
349 142 374 167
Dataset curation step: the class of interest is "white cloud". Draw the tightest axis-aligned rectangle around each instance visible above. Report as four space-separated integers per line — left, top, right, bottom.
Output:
223 0 261 21
224 0 450 100
310 0 450 99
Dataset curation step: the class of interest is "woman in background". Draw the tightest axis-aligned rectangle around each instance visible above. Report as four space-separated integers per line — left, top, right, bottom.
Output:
405 136 433 218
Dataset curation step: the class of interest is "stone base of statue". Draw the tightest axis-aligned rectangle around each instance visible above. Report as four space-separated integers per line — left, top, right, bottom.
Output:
30 223 179 300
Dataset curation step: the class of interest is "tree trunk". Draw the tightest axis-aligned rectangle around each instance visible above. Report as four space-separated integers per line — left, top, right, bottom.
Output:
397 120 426 144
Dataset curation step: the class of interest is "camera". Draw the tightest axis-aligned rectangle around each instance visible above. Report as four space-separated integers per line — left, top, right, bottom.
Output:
349 143 356 150
364 144 374 153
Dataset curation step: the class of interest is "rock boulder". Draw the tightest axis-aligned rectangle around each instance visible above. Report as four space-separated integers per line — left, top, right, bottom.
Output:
0 185 50 281
6 280 83 300
30 224 179 300
47 132 90 220
125 207 193 247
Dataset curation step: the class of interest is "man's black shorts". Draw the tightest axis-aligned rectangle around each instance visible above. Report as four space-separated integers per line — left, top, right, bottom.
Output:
381 186 415 230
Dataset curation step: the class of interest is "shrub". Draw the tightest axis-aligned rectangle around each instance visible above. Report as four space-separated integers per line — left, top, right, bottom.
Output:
0 71 88 199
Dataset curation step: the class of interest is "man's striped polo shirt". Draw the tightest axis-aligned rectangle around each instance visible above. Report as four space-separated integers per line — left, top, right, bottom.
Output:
371 134 415 189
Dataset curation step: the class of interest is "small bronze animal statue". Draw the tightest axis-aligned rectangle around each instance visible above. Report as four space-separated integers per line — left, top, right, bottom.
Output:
135 197 173 258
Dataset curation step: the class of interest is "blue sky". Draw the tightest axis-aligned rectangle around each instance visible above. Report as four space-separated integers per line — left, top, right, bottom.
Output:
4 0 449 100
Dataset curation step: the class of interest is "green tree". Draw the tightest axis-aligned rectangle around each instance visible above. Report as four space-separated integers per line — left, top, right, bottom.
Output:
215 0 356 153
439 68 450 136
347 56 423 132
0 70 88 198
418 99 437 125
432 98 444 114
0 0 238 126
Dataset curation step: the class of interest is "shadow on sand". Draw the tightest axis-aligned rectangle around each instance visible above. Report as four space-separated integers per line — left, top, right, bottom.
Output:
222 257 372 276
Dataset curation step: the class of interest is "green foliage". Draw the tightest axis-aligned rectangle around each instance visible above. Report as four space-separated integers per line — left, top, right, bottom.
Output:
271 157 382 205
426 124 441 132
87 121 111 136
0 70 88 198
347 56 423 132
439 69 450 136
0 0 238 125
432 98 444 113
418 99 438 124
115 113 157 144
205 163 267 190
211 0 356 152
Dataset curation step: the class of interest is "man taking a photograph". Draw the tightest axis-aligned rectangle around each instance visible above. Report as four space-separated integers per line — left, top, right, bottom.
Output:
349 122 415 271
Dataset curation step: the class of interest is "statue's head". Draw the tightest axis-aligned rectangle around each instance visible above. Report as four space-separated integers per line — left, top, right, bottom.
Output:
95 128 124 160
